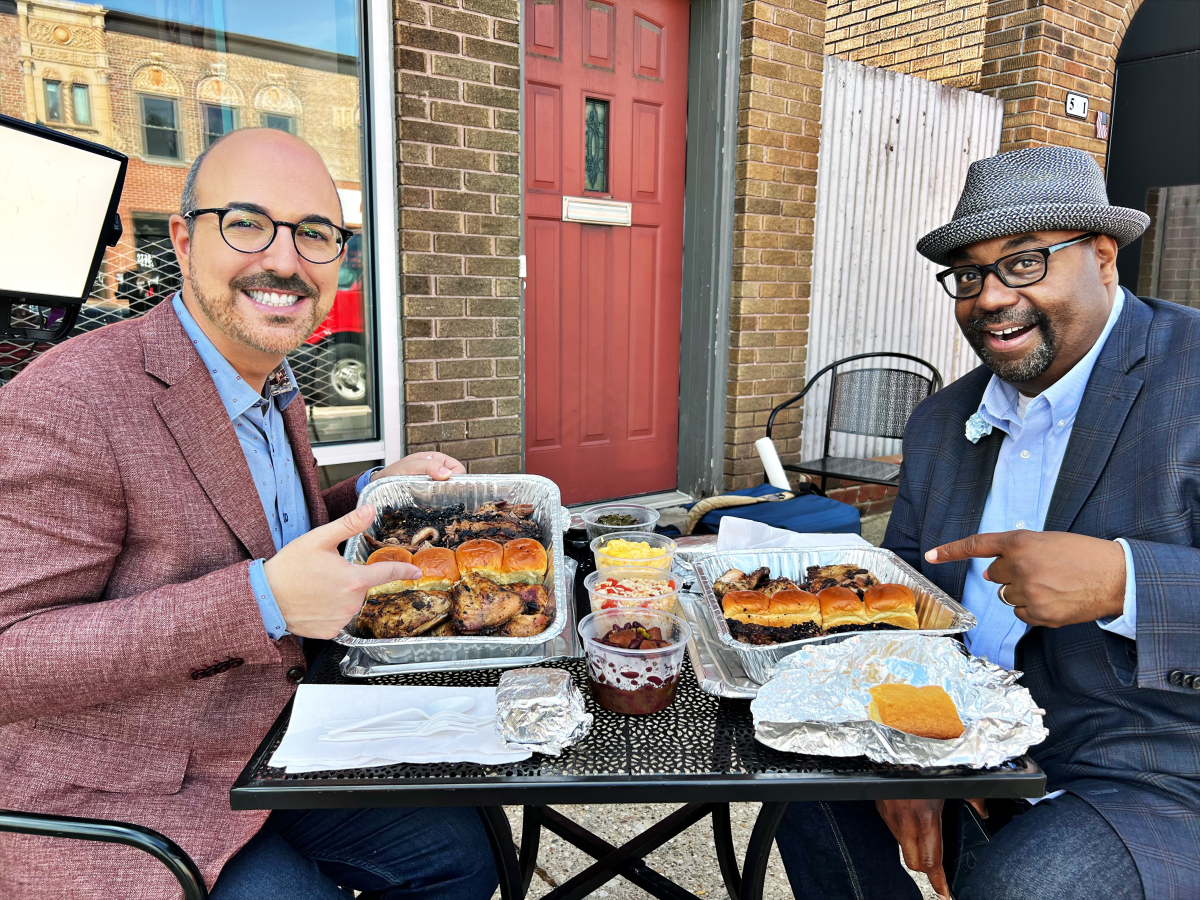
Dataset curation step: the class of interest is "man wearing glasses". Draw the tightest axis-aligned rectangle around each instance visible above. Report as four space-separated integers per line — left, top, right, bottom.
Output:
773 148 1200 900
0 128 494 899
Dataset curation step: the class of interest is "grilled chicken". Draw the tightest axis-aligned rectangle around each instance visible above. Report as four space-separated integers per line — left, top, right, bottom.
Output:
805 564 878 597
356 590 452 638
713 566 770 599
427 620 458 636
492 584 555 637
760 577 801 597
451 573 524 634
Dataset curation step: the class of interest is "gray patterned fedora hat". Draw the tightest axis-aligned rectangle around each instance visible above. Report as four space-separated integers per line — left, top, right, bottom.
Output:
917 146 1150 266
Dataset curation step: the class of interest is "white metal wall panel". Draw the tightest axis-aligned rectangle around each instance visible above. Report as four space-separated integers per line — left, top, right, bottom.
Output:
801 57 1003 463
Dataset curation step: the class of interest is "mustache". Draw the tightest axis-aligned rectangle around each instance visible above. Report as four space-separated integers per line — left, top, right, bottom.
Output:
230 272 318 300
964 306 1049 341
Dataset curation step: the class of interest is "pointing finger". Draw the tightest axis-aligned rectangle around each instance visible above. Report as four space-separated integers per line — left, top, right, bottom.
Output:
925 531 1014 564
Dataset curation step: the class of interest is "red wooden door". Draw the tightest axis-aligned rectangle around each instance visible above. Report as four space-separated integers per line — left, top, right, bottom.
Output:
524 0 690 505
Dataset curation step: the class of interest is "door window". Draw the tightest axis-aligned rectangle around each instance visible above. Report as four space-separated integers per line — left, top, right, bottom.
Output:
584 98 609 193
1137 185 1200 308
1 0 383 451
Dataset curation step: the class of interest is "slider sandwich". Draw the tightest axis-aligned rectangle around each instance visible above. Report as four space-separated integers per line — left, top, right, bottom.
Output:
863 583 920 630
455 539 504 579
817 586 869 634
496 538 548 585
367 546 460 598
722 589 822 644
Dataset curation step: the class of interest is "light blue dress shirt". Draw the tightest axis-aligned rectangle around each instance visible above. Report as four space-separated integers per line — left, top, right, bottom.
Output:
173 295 310 639
961 289 1138 671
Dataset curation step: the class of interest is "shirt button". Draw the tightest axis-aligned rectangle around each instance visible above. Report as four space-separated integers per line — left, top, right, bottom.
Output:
1057 420 1065 428
1020 450 1030 459
1015 521 1025 529
283 512 289 522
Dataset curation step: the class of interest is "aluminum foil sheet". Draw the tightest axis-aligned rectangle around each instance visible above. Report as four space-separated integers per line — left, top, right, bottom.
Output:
334 475 570 673
692 547 978 683
495 667 593 756
752 634 1048 768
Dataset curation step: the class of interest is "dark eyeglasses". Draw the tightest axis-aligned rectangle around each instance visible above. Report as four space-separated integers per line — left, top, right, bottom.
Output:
936 233 1098 300
184 207 352 264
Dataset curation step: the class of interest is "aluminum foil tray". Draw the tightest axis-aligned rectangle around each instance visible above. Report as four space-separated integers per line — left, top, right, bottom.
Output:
678 592 759 699
692 547 976 684
334 475 570 674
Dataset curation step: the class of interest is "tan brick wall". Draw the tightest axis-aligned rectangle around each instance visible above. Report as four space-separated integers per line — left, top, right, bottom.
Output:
394 0 523 474
725 0 826 491
980 0 1143 164
824 0 988 88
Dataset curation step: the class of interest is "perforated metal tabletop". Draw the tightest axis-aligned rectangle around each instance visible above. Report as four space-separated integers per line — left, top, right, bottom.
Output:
230 649 1043 809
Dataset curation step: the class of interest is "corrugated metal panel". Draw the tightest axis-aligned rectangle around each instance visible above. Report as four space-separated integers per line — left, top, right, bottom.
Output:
801 57 1004 463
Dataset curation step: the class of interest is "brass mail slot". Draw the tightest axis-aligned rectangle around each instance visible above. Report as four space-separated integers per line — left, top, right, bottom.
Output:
561 196 632 226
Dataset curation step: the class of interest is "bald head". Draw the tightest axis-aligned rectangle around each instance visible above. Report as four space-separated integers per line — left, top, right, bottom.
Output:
181 128 341 231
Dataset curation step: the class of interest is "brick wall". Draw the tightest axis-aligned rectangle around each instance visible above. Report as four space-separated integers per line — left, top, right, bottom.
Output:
725 0 826 491
979 0 1143 163
824 0 988 88
394 0 524 474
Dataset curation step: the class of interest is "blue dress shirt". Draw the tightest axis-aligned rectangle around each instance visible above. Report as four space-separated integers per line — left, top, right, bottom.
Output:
961 289 1138 671
173 295 310 639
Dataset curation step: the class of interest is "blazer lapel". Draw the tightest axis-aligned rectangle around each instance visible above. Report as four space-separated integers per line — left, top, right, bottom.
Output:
142 301 277 561
937 428 1004 600
1044 296 1149 532
282 397 327 527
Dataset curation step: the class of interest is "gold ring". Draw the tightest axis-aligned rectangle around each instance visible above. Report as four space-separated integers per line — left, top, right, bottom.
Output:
998 584 1016 607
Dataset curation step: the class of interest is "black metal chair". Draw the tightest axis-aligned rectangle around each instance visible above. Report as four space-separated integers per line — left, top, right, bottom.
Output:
765 352 943 494
0 809 208 900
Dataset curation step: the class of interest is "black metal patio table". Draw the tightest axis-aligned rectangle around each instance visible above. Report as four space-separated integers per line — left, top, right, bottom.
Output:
231 648 1045 900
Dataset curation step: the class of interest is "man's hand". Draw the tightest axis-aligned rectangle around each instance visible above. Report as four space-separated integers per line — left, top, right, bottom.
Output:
371 451 466 482
925 530 1126 627
263 505 421 638
876 798 987 900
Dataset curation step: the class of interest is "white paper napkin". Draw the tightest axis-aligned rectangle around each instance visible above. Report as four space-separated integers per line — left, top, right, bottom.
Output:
715 517 872 552
269 685 531 773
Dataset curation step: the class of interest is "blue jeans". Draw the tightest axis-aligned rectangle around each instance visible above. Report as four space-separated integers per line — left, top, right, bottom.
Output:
209 806 498 900
774 793 1144 900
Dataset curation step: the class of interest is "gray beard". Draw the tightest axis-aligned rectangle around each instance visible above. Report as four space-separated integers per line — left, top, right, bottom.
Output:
966 312 1058 383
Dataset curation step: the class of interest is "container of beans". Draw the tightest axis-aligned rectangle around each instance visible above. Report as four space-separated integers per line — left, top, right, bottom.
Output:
590 532 677 571
584 566 679 614
578 609 691 715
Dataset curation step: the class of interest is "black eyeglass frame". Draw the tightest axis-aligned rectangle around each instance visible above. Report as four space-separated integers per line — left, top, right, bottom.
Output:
935 232 1099 299
184 207 353 264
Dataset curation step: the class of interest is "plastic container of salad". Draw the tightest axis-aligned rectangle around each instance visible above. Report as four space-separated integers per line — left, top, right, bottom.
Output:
584 566 679 613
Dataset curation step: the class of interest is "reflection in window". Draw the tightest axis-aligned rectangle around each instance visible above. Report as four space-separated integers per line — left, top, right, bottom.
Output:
203 104 239 147
584 98 608 193
1138 185 1200 309
71 84 92 126
263 113 295 133
43 80 62 122
1 0 375 445
141 96 180 159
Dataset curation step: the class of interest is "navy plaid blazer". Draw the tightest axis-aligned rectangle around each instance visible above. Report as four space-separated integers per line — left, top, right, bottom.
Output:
884 292 1200 899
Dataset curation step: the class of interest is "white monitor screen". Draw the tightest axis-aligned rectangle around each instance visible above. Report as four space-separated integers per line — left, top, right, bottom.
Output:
0 123 122 300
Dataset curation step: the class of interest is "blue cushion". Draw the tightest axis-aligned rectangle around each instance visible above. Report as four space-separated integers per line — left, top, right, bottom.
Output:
693 483 861 535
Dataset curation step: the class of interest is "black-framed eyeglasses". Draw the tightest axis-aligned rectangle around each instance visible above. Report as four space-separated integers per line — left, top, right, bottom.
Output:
935 233 1098 300
184 207 352 264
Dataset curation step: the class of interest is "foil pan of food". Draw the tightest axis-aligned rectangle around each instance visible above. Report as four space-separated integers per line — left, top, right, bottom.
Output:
692 547 976 684
678 591 760 699
751 633 1048 768
334 475 571 674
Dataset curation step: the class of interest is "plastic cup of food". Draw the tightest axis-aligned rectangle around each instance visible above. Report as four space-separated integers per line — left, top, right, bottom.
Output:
584 566 679 614
590 532 676 571
581 504 661 540
578 609 691 715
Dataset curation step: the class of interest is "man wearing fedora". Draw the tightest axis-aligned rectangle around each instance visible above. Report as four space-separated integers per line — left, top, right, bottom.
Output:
773 147 1200 900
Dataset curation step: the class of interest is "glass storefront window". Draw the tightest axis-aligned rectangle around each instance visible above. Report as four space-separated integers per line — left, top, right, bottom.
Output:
0 0 379 448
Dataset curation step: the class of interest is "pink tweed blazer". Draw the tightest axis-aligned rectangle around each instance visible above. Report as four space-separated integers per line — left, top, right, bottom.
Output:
0 300 359 899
